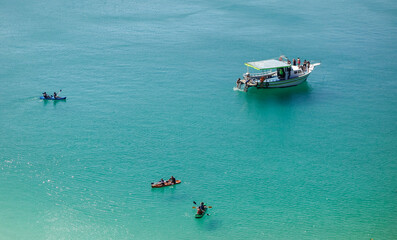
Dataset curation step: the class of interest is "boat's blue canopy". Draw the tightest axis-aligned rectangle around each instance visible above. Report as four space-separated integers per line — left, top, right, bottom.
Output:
245 59 290 70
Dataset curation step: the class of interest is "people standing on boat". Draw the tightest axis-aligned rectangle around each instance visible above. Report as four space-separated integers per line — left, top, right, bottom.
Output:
243 73 251 85
293 58 296 66
260 76 265 83
307 61 310 72
279 56 283 61
297 58 301 66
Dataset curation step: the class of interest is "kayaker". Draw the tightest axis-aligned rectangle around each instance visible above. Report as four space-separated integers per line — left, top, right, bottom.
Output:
53 92 58 99
169 176 176 184
197 207 203 215
199 202 206 211
42 92 50 99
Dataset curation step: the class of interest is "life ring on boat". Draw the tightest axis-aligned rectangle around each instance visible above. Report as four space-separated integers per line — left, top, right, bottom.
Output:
265 82 269 88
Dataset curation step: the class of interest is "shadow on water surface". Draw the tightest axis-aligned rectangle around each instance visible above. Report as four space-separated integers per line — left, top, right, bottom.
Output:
243 82 313 105
195 218 223 232
42 99 67 107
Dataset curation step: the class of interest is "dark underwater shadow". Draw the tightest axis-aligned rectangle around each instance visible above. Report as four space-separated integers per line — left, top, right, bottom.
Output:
243 82 313 104
195 218 223 231
205 219 222 231
42 99 67 107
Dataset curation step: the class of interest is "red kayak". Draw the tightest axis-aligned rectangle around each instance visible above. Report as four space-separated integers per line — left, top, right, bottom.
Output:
151 180 181 188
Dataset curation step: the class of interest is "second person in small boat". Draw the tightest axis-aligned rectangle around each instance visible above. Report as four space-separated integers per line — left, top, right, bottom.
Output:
197 207 203 215
169 176 176 184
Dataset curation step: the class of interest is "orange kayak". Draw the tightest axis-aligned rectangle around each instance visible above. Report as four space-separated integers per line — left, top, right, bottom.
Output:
151 180 181 188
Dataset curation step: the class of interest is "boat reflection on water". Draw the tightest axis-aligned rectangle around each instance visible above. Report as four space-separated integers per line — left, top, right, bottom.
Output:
42 98 67 107
237 82 314 124
243 81 313 104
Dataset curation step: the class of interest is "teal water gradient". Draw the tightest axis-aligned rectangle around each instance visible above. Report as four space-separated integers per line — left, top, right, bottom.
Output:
0 0 396 239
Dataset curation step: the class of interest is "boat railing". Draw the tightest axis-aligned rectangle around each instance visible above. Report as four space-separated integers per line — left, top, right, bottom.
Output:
244 72 276 80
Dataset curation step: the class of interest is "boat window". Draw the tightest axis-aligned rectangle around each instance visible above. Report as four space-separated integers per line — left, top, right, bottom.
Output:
294 71 297 74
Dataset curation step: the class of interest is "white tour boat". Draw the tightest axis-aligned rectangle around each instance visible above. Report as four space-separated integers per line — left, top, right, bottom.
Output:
236 57 320 92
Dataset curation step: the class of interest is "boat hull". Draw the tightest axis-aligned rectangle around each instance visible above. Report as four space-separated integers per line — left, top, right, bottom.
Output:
40 97 67 100
256 73 309 89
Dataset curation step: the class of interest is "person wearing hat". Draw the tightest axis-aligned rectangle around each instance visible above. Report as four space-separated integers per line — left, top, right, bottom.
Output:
42 92 50 99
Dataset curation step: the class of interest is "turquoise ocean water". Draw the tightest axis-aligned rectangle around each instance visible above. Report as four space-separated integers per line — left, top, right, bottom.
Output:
1 0 396 239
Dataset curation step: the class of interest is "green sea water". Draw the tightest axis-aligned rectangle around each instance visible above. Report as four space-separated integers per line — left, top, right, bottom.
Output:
0 0 396 239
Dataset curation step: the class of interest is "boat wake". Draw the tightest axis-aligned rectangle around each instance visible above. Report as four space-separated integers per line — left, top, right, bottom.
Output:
233 87 244 92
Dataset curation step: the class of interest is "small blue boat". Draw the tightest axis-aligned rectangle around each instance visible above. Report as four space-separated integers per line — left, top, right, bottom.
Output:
40 96 67 100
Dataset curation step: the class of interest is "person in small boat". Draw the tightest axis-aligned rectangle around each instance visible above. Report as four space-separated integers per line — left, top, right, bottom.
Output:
169 176 176 184
53 92 59 99
42 92 50 99
307 61 310 71
199 202 206 211
160 178 165 186
197 207 203 215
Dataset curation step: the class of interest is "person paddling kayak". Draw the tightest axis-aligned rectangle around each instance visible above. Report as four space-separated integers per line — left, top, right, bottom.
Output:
53 90 62 99
169 176 176 184
199 202 206 211
195 202 208 218
42 92 50 99
160 178 165 186
197 207 204 215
